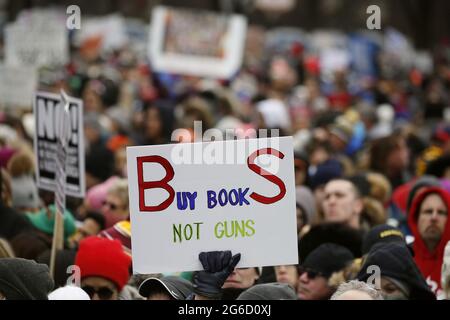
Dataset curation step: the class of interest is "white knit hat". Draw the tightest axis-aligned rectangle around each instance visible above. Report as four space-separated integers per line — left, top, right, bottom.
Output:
48 285 90 300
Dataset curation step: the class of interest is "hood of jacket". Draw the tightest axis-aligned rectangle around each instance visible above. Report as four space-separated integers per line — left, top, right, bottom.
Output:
357 242 435 300
408 187 450 296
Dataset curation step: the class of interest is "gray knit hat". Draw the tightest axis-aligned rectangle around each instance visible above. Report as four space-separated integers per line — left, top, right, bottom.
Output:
0 258 54 300
236 283 297 300
10 175 41 210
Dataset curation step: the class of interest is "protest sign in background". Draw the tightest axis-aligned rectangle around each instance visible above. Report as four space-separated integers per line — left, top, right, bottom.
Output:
4 9 68 68
149 6 247 79
0 64 37 109
127 137 298 274
33 91 85 198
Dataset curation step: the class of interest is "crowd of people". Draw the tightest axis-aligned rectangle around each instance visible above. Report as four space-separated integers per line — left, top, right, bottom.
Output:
1 6 450 300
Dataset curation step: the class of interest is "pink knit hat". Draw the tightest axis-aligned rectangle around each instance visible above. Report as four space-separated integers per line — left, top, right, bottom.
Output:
85 176 119 211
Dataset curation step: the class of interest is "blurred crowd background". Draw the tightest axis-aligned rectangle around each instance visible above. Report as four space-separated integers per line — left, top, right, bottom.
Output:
0 0 450 301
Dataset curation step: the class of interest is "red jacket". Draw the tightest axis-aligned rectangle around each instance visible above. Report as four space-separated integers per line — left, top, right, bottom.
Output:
408 187 450 298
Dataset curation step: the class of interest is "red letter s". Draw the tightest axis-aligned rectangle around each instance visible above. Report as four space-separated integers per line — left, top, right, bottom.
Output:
247 148 286 205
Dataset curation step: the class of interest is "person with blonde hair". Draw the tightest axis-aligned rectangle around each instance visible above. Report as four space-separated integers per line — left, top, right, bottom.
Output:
101 179 129 229
330 280 383 300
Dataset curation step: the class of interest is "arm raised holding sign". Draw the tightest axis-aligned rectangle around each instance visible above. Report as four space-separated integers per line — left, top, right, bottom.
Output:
192 251 241 300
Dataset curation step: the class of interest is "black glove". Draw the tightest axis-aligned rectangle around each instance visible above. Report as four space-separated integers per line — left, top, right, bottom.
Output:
193 251 241 299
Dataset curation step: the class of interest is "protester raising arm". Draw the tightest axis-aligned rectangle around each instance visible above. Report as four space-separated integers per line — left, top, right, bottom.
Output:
192 251 241 300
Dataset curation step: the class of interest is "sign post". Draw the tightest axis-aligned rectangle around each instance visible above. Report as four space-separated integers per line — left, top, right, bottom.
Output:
49 90 71 279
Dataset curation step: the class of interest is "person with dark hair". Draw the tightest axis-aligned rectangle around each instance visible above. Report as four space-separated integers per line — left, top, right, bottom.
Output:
298 222 363 262
308 158 343 220
85 146 115 189
36 249 77 289
369 134 410 189
69 211 106 249
84 111 115 189
139 99 175 145
274 265 299 292
294 151 310 186
11 205 76 260
295 186 316 235
321 179 364 230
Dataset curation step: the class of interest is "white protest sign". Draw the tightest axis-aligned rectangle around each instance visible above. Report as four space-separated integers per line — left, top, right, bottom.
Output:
33 91 85 198
255 0 297 13
50 93 70 276
149 6 247 79
5 9 68 67
75 14 128 52
127 137 298 274
0 64 37 108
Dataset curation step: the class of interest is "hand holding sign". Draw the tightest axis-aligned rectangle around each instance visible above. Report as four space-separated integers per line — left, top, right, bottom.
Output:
193 251 241 299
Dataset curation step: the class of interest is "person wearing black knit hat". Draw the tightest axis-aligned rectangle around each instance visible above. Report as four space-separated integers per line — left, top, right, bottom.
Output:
297 243 354 300
357 242 436 300
362 224 407 255
298 222 363 262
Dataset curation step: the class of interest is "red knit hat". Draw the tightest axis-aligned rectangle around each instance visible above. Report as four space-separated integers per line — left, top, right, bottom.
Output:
75 237 131 291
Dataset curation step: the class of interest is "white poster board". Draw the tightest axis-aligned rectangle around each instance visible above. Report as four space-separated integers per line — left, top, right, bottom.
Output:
33 92 85 198
0 64 37 108
75 14 128 52
149 6 247 79
127 137 298 274
5 9 68 67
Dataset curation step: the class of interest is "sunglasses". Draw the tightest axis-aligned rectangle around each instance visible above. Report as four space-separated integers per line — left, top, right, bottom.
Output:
82 285 115 300
297 266 326 280
102 200 120 211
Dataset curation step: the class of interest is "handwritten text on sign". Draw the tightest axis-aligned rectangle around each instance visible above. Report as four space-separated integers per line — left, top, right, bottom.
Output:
127 137 298 274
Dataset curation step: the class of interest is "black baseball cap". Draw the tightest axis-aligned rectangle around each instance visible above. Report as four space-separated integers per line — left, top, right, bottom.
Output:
362 224 406 255
138 276 193 300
